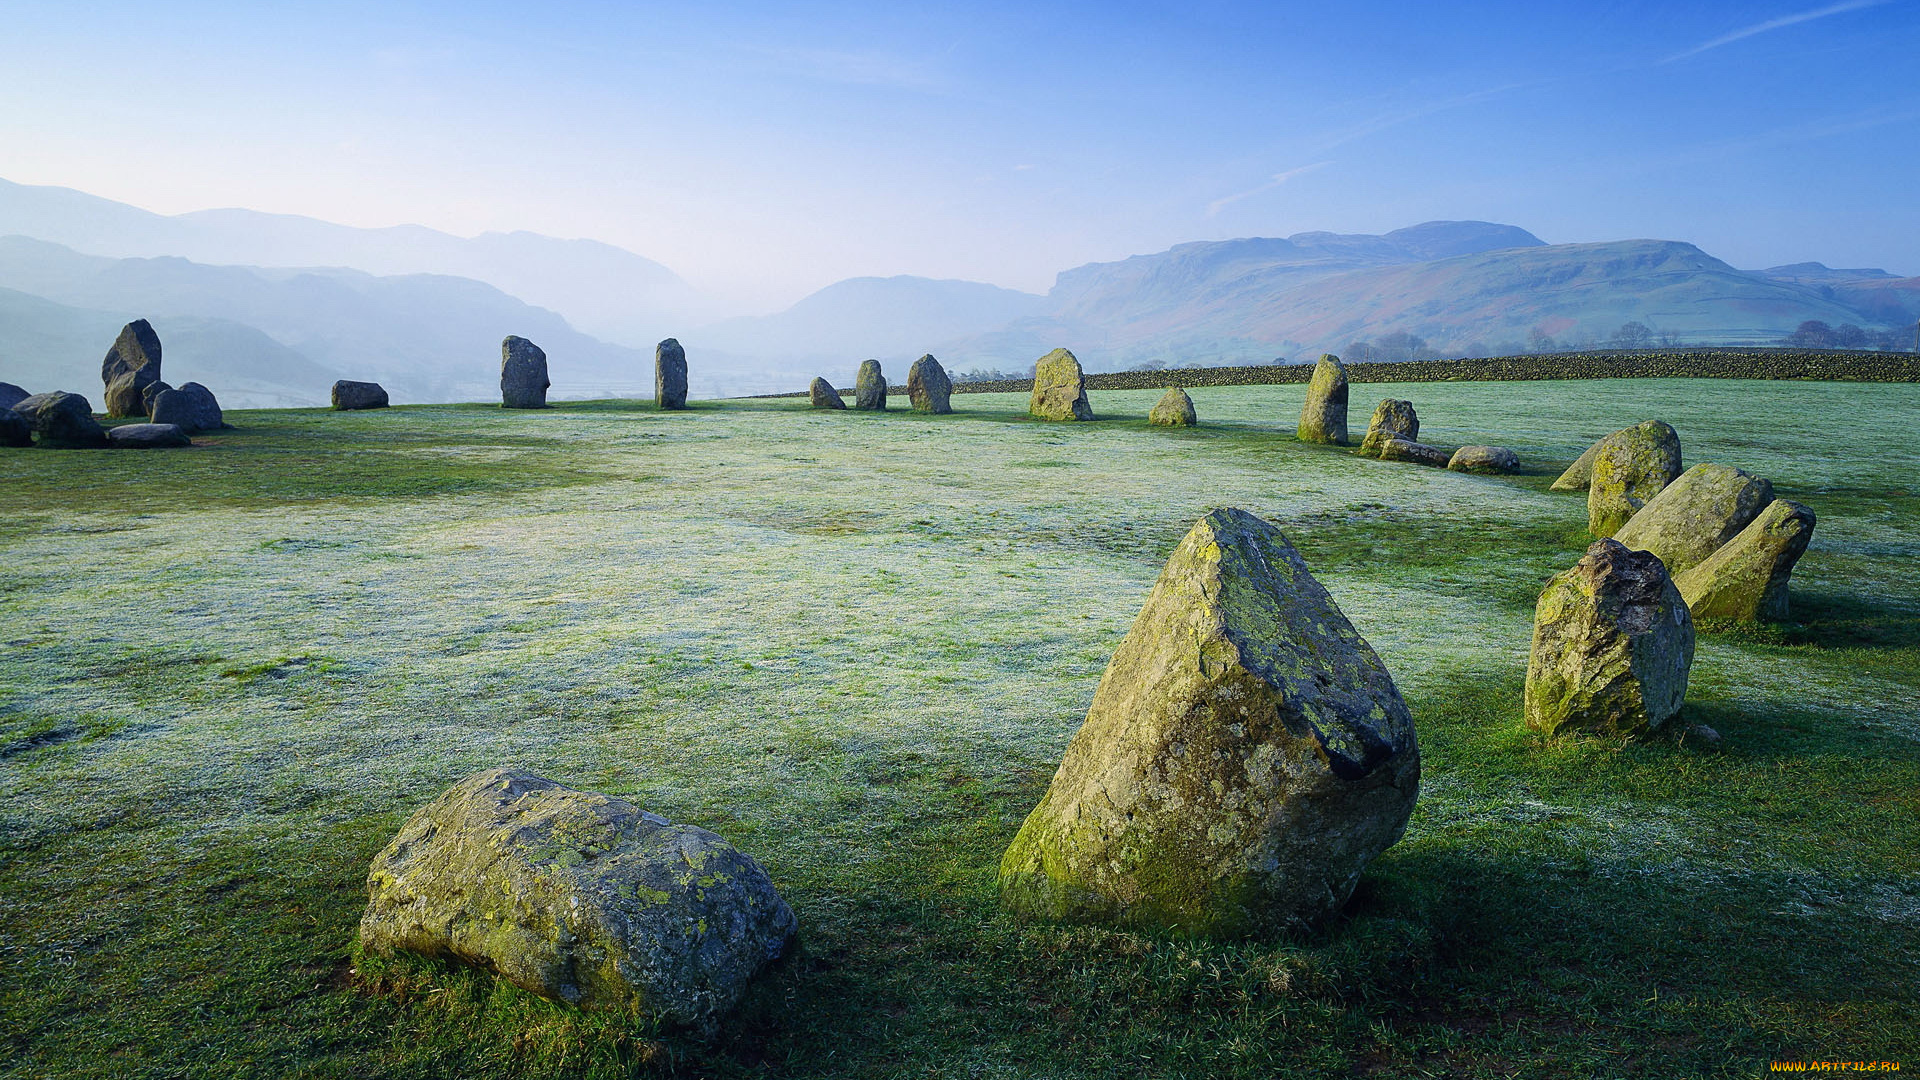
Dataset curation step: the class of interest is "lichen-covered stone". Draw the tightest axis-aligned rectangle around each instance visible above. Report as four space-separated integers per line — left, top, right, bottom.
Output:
101 319 163 418
1376 436 1450 467
1551 436 1610 491
998 508 1420 937
656 339 688 410
501 337 551 409
808 377 846 409
140 380 173 417
854 360 887 410
1148 387 1196 427
1296 354 1348 444
149 382 227 432
1588 420 1682 537
332 380 389 410
1359 399 1418 455
14 391 106 448
1029 348 1092 421
1525 539 1694 738
1448 445 1519 474
1672 499 1815 622
360 767 796 1032
907 354 952 414
106 422 191 448
1613 463 1773 576
0 407 30 448
0 382 28 412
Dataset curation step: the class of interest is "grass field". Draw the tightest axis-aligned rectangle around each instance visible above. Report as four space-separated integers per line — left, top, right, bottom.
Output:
2 379 1916 1078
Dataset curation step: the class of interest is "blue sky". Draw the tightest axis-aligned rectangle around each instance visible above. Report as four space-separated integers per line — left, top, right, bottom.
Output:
2 0 1916 311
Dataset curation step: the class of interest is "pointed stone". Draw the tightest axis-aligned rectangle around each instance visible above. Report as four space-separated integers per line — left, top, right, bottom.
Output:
1525 539 1694 737
101 320 162 418
501 336 550 409
907 354 952 413
1296 354 1349 444
808 377 846 409
853 360 887 410
1613 463 1773 576
1359 399 1418 455
1588 421 1682 537
1148 387 1196 427
1672 499 1815 622
655 338 688 410
1029 348 1092 421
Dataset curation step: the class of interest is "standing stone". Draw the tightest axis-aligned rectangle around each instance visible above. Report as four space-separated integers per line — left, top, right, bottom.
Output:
1525 539 1695 738
655 338 688 410
0 382 28 412
1028 348 1092 421
999 508 1420 937
106 422 191 448
361 768 796 1032
149 382 227 433
1448 445 1520 474
101 319 163 418
13 391 107 448
0 407 29 448
501 336 550 409
332 380 389 410
1375 437 1450 467
1588 421 1683 538
140 381 173 417
907 354 953 414
854 360 887 410
1148 387 1197 427
808 377 847 409
1613 463 1774 576
1359 399 1418 455
1551 437 1609 491
1296 354 1349 444
1672 500 1816 622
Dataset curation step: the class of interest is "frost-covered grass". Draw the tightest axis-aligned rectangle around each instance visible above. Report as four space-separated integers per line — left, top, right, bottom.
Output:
2 379 1916 1079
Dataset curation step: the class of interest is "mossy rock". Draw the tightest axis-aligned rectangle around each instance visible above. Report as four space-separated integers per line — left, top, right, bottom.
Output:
1358 399 1417 455
1672 499 1815 621
1525 539 1694 738
907 354 952 414
854 360 887 410
1296 354 1348 444
1447 445 1519 474
1587 420 1682 537
807 377 846 409
1613 463 1773 576
1375 437 1450 467
1029 348 1092 421
100 319 163 418
1148 387 1196 427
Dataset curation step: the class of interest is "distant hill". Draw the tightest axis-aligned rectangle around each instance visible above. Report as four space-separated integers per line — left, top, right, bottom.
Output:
1758 262 1898 283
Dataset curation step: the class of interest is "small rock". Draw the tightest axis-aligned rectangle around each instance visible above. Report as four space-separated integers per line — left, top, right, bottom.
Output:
1525 538 1695 737
0 382 28 412
0 407 30 448
854 360 887 410
1376 436 1451 466
149 382 226 433
1613 463 1773 576
100 320 163 418
656 338 688 410
1448 445 1520 474
1672 499 1816 622
501 336 550 409
1588 420 1683 537
13 391 107 448
106 422 191 448
1359 399 1418 455
907 354 952 414
1148 387 1196 427
1296 354 1349 444
331 380 389 410
1029 348 1092 421
1685 723 1722 747
140 380 174 417
808 377 847 409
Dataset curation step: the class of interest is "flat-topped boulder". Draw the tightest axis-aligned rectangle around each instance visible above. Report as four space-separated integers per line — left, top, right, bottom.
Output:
1376 437 1450 467
1448 445 1519 474
907 354 952 414
1613 463 1773 576
101 319 163 418
999 508 1420 936
1673 499 1816 622
656 339 688 410
14 391 106 448
501 336 551 409
1148 387 1196 427
361 767 796 1032
149 382 227 433
1525 539 1694 738
0 382 28 412
1296 354 1349 444
808 377 846 409
854 360 887 410
1359 399 1418 455
106 422 191 448
1588 420 1682 537
1029 348 1092 421
332 380 389 410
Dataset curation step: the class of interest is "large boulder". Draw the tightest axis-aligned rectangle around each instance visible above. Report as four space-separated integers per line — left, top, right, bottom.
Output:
101 320 164 418
854 360 887 410
907 354 952 414
140 380 174 417
0 382 28 412
149 382 227 433
106 422 191 448
332 380 389 410
1148 387 1196 427
1672 499 1816 622
1613 463 1774 576
1525 539 1694 738
808 377 846 409
1376 437 1450 467
0 407 29 448
655 338 688 410
998 508 1420 937
1588 420 1682 537
501 336 550 409
361 768 796 1031
1448 445 1519 474
1295 354 1349 444
1359 399 1418 455
14 391 106 448
1550 437 1609 491
1029 348 1092 421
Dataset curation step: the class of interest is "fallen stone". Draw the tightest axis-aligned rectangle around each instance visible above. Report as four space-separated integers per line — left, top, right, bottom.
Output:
1359 399 1418 455
1672 499 1815 622
149 382 226 433
808 377 846 409
360 767 796 1032
1525 538 1694 737
999 508 1420 936
1376 436 1450 467
907 354 952 414
1029 348 1092 421
656 338 688 410
501 336 550 409
1148 387 1196 427
1448 445 1520 474
1588 420 1683 537
0 382 28 411
140 380 173 417
854 360 887 410
106 422 191 448
1613 463 1773 576
101 319 163 418
332 380 389 410
1296 354 1349 444
13 391 107 448
0 407 29 448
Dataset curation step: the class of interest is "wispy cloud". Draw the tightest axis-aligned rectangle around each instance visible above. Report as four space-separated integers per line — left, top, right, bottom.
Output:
1664 0 1892 62
1207 161 1333 216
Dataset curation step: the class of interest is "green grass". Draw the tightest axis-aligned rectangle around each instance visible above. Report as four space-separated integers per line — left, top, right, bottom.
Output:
2 379 1916 1078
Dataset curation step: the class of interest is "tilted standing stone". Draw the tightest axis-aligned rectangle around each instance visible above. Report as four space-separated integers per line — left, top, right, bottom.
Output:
999 508 1420 936
1672 499 1815 622
1555 423 1669 493
1613 463 1773 576
1448 445 1519 474
907 354 952 414
1296 354 1348 444
808 377 846 409
149 382 227 433
361 767 797 1032
1359 399 1418 455
1588 420 1682 537
101 319 163 418
1028 348 1092 421
332 380 389 410
1525 539 1694 738
853 360 887 410
13 391 107 448
1148 387 1196 427
656 338 689 410
501 336 550 409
